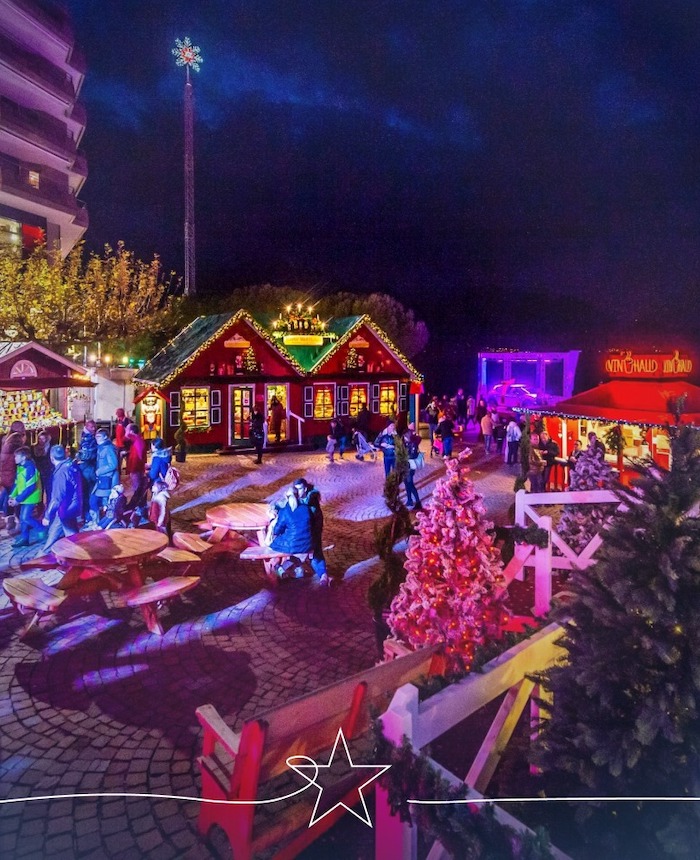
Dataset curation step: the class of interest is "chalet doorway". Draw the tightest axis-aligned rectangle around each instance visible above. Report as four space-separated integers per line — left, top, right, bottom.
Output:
229 385 254 445
265 383 288 443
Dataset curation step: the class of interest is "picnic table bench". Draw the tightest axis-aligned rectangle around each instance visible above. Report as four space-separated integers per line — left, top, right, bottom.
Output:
240 543 335 584
6 529 210 637
195 644 444 860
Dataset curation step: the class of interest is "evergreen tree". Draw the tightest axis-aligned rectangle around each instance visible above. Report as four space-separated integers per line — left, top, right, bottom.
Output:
556 446 617 553
532 426 700 858
387 449 508 669
243 346 258 373
368 443 415 658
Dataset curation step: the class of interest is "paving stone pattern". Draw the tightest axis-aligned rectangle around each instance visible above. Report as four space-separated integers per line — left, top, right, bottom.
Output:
0 438 517 859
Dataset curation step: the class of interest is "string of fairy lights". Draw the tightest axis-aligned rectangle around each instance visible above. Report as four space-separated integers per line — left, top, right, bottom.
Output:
136 308 424 389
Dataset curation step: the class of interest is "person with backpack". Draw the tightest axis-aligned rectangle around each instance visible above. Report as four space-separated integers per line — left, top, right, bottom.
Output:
42 445 83 551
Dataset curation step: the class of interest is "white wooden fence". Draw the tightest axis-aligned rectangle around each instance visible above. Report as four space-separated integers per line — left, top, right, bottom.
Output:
376 623 571 860
503 488 621 616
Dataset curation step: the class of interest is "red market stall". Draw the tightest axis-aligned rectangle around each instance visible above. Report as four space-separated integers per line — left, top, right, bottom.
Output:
133 306 423 450
520 350 700 485
0 341 95 444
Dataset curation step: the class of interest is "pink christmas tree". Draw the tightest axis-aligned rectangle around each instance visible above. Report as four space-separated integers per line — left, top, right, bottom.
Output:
387 449 509 670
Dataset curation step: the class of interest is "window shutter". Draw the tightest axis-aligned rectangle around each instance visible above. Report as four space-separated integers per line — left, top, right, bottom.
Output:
399 383 408 413
170 391 180 408
303 385 314 418
169 409 180 426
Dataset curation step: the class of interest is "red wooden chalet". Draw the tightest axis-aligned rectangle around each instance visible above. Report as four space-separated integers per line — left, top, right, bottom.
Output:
133 308 423 450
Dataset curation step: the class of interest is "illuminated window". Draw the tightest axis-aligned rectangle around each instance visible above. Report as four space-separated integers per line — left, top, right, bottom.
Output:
349 384 368 416
379 383 397 417
0 217 22 254
313 385 334 419
180 386 210 429
28 170 40 189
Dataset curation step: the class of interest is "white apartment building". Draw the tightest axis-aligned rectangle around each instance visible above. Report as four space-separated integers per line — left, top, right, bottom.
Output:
0 0 88 257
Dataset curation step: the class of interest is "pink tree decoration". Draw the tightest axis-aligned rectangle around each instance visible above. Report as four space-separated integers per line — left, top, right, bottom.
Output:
387 448 509 669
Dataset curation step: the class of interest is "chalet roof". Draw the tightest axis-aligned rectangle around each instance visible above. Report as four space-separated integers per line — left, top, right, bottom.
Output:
135 308 423 386
0 341 93 388
135 313 236 386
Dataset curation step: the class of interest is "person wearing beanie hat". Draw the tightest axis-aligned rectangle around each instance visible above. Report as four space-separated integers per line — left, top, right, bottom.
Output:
42 445 82 551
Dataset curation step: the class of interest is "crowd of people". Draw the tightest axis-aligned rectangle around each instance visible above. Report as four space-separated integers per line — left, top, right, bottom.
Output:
0 414 176 553
0 380 612 577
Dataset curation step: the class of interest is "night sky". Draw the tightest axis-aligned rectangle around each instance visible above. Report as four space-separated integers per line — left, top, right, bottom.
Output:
63 0 700 387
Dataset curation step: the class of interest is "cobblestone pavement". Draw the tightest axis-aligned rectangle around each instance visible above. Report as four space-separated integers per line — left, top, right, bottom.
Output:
0 439 516 859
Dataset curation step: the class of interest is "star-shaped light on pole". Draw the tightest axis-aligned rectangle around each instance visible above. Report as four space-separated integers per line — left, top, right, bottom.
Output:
172 36 203 73
287 728 390 828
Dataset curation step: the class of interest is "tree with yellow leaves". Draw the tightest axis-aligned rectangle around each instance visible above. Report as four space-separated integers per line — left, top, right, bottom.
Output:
0 242 179 352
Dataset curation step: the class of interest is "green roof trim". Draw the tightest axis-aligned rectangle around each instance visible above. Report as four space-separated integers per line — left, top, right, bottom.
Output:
134 312 236 386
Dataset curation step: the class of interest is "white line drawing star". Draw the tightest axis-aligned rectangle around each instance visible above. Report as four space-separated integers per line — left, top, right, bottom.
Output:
286 728 391 828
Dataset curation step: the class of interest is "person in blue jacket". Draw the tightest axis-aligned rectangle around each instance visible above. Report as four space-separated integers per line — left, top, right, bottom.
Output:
269 486 313 574
148 438 172 484
42 445 82 551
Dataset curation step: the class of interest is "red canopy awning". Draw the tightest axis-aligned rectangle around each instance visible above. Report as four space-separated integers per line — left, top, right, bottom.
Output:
526 379 700 426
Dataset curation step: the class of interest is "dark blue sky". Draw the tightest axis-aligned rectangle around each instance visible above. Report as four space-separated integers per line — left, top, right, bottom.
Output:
64 0 700 366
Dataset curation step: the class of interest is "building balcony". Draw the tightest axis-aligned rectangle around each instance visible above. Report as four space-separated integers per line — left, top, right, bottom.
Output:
67 44 86 76
5 0 73 48
0 95 76 160
0 156 85 219
69 100 86 127
0 29 75 104
72 149 87 177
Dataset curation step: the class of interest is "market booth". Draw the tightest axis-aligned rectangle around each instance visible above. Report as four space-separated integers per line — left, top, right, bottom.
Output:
521 350 700 485
0 341 94 443
133 306 423 449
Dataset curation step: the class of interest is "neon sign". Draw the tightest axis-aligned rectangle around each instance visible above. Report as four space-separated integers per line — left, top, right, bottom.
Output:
605 350 693 379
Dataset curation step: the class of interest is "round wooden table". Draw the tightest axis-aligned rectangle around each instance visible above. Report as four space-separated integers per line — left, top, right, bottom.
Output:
205 502 271 544
52 530 169 566
52 530 171 634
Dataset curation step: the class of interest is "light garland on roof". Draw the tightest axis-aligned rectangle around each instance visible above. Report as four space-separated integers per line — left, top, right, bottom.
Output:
136 307 424 388
514 406 669 429
137 310 308 388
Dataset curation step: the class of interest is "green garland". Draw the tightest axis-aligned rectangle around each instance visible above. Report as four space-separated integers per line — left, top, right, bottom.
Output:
372 721 554 859
510 524 550 549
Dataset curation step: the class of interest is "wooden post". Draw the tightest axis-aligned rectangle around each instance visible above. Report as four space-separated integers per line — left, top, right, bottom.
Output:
533 515 552 617
376 685 419 860
514 489 527 527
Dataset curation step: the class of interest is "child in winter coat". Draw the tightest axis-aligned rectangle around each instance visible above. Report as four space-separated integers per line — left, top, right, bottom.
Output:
98 484 127 529
148 480 171 539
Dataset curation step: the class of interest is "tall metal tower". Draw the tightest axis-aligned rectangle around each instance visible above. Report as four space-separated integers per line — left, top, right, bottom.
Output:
172 37 203 297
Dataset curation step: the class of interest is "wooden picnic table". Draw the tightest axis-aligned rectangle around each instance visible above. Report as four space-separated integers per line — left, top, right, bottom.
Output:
51 530 178 635
205 502 272 545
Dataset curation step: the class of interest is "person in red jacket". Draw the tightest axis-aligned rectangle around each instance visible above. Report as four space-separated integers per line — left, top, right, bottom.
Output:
124 424 147 507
